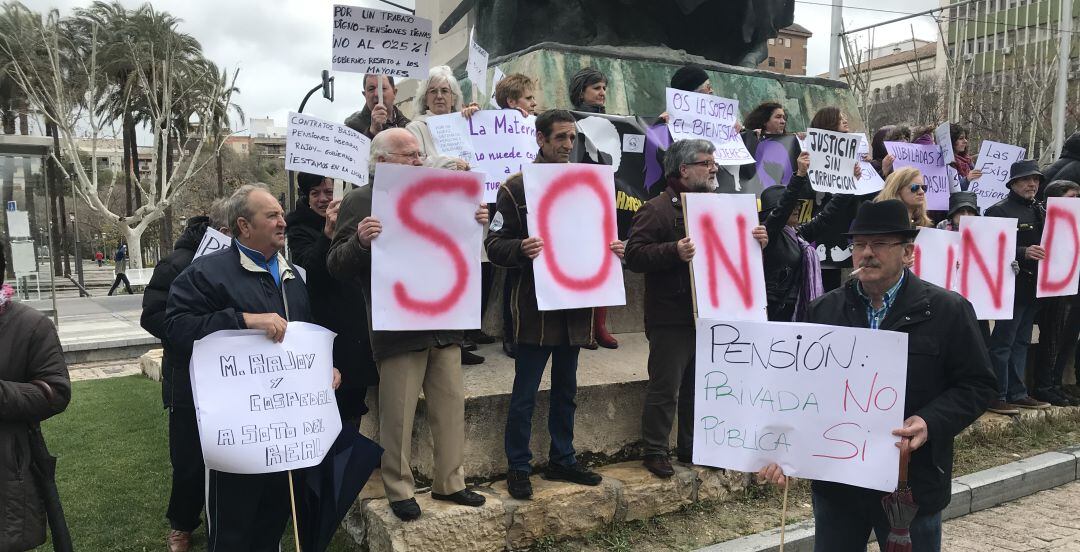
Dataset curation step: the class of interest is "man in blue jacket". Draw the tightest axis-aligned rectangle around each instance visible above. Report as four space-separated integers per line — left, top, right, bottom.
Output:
165 184 339 551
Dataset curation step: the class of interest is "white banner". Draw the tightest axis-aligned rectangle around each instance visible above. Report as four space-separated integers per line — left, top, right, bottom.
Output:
371 164 483 330
958 216 1018 320
913 227 961 291
884 141 949 211
694 319 908 493
1038 197 1080 298
331 5 432 79
190 322 342 474
971 140 1026 212
466 28 489 99
194 227 231 260
935 122 955 166
285 112 371 187
806 128 860 194
468 109 537 202
684 193 767 321
665 88 753 165
523 163 626 310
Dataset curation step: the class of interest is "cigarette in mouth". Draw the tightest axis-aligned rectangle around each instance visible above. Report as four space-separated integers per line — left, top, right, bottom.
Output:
850 266 866 277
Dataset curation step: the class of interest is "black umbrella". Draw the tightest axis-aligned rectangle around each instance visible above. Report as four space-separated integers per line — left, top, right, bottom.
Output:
28 425 73 552
881 438 918 552
295 426 383 552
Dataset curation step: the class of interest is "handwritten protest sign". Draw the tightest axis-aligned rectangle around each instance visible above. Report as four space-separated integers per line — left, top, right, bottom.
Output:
694 319 907 492
884 141 949 210
488 67 505 108
331 5 431 79
1038 197 1080 298
959 216 1018 320
684 193 767 321
913 227 960 291
805 128 860 194
935 122 955 165
371 164 483 330
194 227 231 260
285 112 371 186
469 109 537 202
971 140 1026 212
466 28 489 99
523 163 626 310
190 322 342 474
855 134 885 194
426 112 474 164
666 88 753 165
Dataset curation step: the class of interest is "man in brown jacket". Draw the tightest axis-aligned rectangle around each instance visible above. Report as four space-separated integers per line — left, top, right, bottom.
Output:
624 138 767 478
328 128 489 521
0 239 71 550
485 109 625 499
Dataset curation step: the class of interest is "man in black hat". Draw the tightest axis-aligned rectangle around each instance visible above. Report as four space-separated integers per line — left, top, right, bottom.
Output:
984 159 1051 413
760 199 996 551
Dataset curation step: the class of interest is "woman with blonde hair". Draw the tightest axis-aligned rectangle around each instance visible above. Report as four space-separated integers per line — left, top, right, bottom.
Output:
875 167 934 228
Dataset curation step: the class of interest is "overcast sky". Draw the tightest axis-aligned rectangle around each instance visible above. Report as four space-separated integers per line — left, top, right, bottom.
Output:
37 0 943 133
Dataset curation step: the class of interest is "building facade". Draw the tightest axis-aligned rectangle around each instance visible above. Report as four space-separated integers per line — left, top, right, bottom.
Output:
758 24 813 75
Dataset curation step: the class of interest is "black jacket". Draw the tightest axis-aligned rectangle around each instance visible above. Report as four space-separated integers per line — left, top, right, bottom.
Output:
806 271 997 515
623 186 694 329
1040 133 1080 197
761 175 853 320
164 243 313 382
984 191 1044 297
286 200 376 388
141 216 208 408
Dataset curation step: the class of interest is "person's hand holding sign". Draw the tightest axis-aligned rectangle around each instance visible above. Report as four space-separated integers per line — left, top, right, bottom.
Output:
677 237 695 262
323 199 342 240
332 367 342 390
475 204 489 226
1024 244 1047 261
796 151 810 177
357 216 382 249
758 462 787 486
521 236 544 259
752 225 768 249
968 169 983 181
369 103 389 136
243 313 288 343
891 415 928 451
610 240 625 259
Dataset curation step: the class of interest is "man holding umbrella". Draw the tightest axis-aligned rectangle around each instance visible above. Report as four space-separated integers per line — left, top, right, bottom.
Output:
759 199 996 551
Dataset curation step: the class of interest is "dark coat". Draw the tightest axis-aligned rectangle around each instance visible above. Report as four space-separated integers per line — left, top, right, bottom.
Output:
761 175 853 320
164 243 313 378
1040 133 1080 197
327 177 465 361
141 216 208 408
985 191 1044 297
0 301 71 551
344 105 411 139
806 271 997 515
286 200 376 390
623 186 694 330
485 153 597 347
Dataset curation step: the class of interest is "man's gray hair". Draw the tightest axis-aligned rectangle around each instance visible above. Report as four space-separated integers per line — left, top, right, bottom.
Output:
208 198 229 231
369 130 396 176
225 183 270 236
664 139 715 179
412 65 464 115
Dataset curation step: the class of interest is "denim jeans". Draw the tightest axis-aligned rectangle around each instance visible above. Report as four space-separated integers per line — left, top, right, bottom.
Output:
504 344 580 473
812 486 942 551
988 292 1040 402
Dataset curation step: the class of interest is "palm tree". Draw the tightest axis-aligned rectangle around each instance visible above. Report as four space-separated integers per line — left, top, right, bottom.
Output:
206 64 243 197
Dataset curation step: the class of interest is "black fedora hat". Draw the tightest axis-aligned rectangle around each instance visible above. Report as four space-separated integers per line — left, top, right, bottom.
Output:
947 191 980 218
1006 159 1043 188
843 199 920 238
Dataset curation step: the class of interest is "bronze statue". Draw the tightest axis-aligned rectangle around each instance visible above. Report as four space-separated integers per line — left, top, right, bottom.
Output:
440 0 795 67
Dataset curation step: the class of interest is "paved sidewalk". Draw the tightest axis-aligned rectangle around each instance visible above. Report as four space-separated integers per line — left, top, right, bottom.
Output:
942 480 1080 551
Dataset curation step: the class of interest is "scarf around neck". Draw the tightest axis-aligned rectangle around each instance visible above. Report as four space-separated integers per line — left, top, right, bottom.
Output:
0 284 14 316
786 226 824 321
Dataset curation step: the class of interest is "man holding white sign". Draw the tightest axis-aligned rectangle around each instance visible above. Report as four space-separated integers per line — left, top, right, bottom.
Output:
760 200 996 551
165 185 341 551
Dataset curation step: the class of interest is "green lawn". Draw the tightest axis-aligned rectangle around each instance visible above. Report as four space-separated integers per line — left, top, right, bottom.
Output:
35 376 360 552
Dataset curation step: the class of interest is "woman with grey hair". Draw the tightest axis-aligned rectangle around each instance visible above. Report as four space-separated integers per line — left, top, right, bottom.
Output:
406 65 480 169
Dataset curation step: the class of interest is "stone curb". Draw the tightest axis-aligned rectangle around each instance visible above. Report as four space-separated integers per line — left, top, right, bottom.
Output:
695 445 1080 552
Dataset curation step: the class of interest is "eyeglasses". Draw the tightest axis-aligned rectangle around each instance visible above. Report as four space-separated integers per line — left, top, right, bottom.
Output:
426 87 453 97
684 160 718 169
851 241 907 252
909 184 928 193
386 151 426 160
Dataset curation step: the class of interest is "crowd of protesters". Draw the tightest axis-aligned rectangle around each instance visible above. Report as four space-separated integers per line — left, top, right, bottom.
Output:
6 63 1076 552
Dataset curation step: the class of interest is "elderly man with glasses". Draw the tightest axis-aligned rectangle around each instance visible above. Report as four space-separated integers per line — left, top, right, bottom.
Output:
327 128 489 521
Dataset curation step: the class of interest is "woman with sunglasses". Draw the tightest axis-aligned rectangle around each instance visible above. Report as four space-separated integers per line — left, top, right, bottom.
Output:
874 167 934 228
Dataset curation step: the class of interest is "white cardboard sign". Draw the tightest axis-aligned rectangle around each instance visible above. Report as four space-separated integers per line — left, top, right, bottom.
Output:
693 319 908 493
523 163 626 311
194 227 231 260
913 227 961 291
488 67 506 108
855 135 886 194
684 193 767 321
286 112 371 187
1037 196 1080 298
331 5 432 79
958 216 1018 320
426 112 475 165
971 140 1026 212
665 88 753 165
468 110 538 202
884 141 949 211
190 322 342 474
371 164 483 330
8 210 29 238
935 122 955 166
806 128 860 194
466 28 489 99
